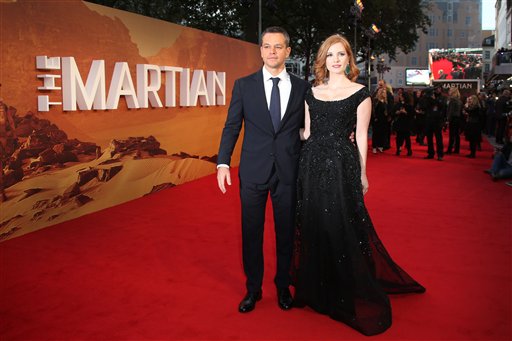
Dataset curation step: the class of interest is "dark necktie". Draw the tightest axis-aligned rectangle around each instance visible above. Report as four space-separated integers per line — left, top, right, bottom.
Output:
269 77 281 132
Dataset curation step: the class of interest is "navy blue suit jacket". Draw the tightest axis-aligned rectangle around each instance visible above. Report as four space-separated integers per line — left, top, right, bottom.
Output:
218 69 310 185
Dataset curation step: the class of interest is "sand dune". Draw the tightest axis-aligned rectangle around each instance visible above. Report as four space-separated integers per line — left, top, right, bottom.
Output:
0 153 216 241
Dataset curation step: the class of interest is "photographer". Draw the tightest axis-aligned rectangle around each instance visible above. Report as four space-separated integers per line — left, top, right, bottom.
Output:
494 90 511 144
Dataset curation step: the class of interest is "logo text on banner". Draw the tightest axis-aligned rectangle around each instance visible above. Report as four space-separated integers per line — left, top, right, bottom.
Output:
36 56 226 112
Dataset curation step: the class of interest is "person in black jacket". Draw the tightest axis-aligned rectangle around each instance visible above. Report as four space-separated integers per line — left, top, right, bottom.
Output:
393 91 414 156
422 87 446 160
445 87 463 154
371 88 389 153
494 90 511 144
463 95 482 158
413 89 426 145
376 79 394 150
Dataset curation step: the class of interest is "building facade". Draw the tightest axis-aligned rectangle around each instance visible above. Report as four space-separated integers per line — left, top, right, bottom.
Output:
482 34 495 80
486 0 512 88
377 0 482 89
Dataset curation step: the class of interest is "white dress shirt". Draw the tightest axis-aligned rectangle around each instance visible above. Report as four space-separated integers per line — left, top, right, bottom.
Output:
262 66 292 119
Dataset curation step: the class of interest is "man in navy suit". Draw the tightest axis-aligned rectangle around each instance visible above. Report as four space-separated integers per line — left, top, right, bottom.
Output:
217 26 310 313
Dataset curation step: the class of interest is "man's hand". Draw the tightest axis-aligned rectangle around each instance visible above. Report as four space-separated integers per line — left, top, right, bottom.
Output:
361 174 369 195
349 131 355 143
217 167 231 194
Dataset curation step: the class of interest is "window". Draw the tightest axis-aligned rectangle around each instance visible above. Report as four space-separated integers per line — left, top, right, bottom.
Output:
484 64 490 72
484 51 490 59
447 29 452 37
398 79 403 85
460 31 465 38
429 28 438 36
465 16 471 25
411 57 418 65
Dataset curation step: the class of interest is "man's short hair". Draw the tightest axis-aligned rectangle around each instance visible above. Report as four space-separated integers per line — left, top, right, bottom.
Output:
261 26 290 47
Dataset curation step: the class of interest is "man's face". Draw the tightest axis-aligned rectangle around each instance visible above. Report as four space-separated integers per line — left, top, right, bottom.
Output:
260 33 290 73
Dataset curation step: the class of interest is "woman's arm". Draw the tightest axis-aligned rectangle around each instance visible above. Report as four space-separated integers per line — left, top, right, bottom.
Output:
356 96 372 195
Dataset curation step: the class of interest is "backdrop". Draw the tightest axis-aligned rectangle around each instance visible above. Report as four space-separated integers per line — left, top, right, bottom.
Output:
0 0 262 241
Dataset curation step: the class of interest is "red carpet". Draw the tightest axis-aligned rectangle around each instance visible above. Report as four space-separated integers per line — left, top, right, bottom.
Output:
1 136 510 340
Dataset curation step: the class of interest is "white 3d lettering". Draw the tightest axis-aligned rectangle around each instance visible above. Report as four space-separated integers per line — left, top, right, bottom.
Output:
36 56 226 112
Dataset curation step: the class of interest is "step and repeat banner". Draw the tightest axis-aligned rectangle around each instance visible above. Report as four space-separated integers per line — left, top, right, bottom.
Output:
0 0 262 241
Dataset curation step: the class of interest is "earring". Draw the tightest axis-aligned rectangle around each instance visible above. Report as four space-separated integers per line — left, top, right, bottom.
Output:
345 65 350 75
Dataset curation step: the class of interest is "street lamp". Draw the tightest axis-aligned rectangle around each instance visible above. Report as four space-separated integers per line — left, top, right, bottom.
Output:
350 0 364 57
376 57 390 80
365 23 380 90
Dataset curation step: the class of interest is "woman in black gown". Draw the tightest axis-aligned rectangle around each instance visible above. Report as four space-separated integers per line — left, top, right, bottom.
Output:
294 34 425 336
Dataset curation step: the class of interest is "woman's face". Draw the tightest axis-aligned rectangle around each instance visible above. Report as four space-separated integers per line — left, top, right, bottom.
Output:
378 89 386 101
325 42 349 76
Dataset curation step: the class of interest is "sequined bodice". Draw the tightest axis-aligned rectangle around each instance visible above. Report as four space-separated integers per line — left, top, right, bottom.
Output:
299 86 370 194
306 87 369 141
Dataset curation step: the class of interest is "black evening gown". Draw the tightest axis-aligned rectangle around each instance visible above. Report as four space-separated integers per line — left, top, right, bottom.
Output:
294 87 425 336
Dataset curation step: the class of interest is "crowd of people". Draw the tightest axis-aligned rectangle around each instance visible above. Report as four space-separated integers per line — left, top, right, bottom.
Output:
370 80 512 186
430 49 483 79
496 48 512 65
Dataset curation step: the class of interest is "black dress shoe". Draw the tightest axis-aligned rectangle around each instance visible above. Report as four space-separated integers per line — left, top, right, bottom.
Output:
277 288 293 310
424 155 434 159
238 291 262 313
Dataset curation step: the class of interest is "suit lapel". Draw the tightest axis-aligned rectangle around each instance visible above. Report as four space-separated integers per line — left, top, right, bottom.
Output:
279 75 299 129
252 70 276 133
